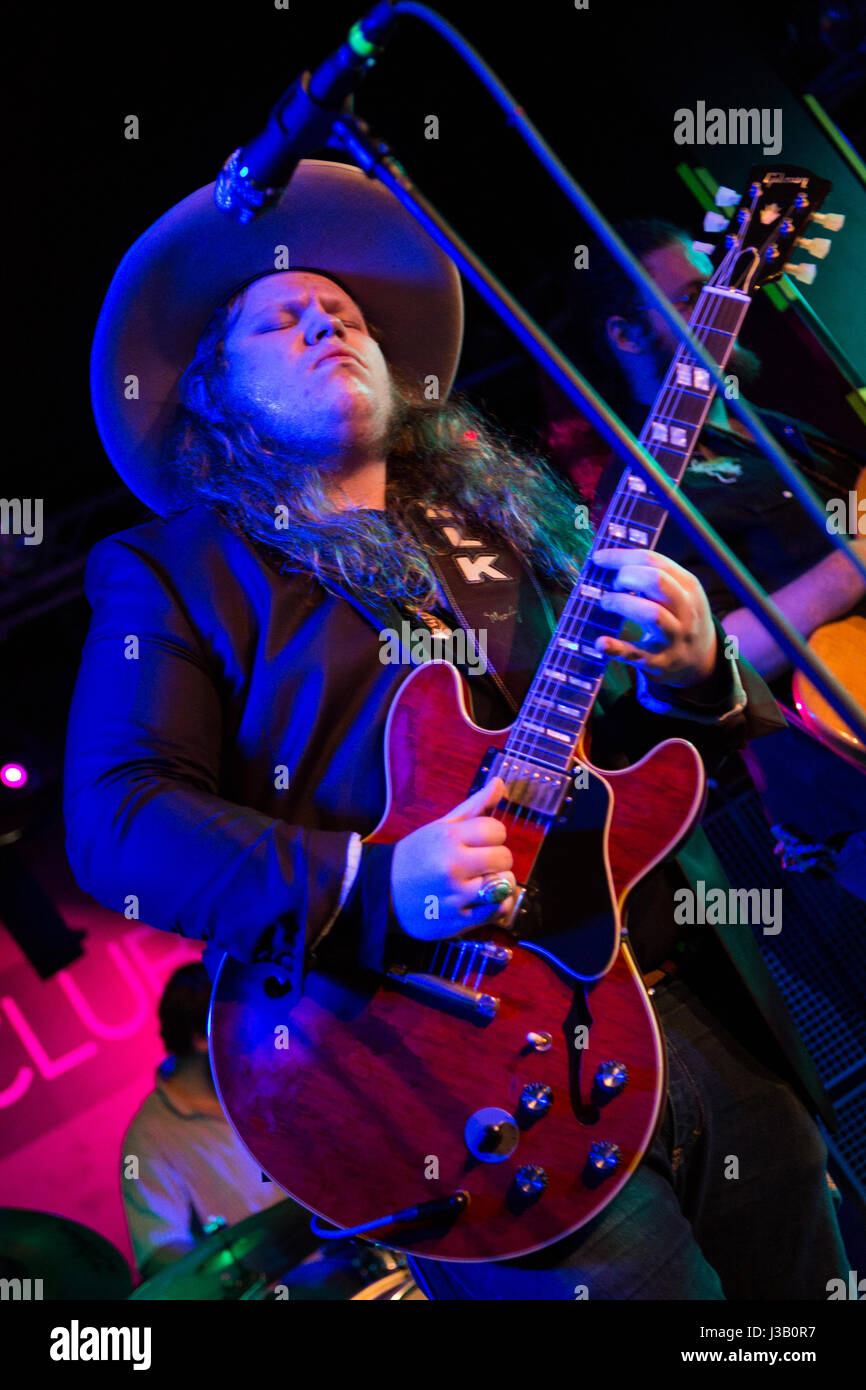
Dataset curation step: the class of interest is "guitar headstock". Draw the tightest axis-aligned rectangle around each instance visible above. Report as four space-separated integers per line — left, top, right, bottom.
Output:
698 164 839 294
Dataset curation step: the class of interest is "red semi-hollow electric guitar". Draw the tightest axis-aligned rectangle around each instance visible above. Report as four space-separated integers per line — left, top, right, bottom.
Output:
210 166 834 1260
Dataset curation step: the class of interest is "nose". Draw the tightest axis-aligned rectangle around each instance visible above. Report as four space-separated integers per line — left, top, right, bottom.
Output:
303 302 346 346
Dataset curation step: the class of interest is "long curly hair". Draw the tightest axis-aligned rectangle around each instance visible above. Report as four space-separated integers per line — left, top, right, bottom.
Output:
160 284 592 609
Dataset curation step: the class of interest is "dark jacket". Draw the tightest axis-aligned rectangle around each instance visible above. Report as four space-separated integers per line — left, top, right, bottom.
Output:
62 502 835 1128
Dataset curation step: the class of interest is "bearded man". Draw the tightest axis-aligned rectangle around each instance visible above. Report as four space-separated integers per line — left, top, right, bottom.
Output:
65 160 849 1300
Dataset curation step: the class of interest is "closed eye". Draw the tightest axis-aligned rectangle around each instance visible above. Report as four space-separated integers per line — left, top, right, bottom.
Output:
256 316 366 334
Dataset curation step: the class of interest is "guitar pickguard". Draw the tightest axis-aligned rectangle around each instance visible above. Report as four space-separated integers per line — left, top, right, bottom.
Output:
515 761 619 981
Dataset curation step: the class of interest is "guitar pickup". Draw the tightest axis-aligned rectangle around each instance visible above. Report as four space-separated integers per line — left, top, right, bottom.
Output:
386 966 499 1018
481 751 569 817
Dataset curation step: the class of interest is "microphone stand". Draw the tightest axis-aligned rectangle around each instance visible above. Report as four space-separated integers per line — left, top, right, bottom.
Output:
329 112 866 746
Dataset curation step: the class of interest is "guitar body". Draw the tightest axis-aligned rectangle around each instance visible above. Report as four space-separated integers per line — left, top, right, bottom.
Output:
791 469 866 767
211 662 706 1260
792 612 866 765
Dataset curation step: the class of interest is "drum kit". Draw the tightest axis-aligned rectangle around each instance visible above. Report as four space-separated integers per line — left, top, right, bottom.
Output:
0 1202 426 1301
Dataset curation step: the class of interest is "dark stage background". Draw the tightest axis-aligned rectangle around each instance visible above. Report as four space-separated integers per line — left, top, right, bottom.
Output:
2 0 865 1277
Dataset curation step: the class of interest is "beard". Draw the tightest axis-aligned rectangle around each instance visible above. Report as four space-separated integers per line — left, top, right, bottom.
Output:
219 374 412 501
646 329 762 389
727 340 762 386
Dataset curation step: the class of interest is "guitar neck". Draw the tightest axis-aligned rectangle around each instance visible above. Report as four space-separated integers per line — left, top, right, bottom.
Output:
504 284 753 776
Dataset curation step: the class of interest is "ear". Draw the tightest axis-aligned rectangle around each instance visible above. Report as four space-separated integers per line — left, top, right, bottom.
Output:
605 314 646 356
180 369 220 422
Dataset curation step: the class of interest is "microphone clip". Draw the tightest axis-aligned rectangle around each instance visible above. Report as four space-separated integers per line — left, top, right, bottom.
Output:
214 146 281 226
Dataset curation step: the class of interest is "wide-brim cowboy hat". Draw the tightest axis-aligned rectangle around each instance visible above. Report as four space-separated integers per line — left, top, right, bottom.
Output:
90 158 464 517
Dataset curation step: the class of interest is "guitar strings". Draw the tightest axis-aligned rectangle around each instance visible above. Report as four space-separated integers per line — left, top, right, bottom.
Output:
500 279 731 801
433 268 735 978
431 285 732 970
441 185 789 974
501 220 751 784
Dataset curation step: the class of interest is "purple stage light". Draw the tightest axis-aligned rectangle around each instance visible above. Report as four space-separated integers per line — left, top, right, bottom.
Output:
1 763 28 788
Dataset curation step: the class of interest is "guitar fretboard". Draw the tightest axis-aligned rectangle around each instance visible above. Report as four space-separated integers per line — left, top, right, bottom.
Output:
504 285 751 778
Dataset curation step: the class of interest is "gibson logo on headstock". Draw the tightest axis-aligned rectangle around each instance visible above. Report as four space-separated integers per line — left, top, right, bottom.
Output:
764 172 808 185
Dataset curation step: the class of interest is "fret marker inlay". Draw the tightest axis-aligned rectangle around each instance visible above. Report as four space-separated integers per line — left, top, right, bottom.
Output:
503 276 752 777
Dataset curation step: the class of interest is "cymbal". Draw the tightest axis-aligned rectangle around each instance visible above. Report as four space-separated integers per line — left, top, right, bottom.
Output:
129 1198 322 1300
0 1207 133 1300
350 1270 427 1300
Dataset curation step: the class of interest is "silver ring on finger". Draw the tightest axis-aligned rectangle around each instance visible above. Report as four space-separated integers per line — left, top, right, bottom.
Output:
471 874 513 907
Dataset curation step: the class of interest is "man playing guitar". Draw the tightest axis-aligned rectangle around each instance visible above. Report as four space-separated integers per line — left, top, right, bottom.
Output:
66 160 851 1299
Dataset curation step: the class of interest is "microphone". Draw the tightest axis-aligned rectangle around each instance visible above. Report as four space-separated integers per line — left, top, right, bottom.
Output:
215 2 398 224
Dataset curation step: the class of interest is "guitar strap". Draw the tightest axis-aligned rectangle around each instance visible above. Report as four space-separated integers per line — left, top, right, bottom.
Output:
402 500 563 716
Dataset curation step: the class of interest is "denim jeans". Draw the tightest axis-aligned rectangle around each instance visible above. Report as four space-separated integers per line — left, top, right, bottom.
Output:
408 973 850 1300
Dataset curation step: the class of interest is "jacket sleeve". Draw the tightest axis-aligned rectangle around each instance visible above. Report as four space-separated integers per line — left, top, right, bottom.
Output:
63 536 383 990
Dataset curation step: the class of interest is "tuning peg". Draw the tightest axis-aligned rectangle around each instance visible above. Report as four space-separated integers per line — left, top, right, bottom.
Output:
811 211 845 231
787 263 817 285
703 211 730 232
692 240 715 255
715 186 740 207
795 236 832 259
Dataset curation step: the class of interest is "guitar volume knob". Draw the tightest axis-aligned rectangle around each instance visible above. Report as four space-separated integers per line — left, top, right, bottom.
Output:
587 1141 621 1175
594 1060 628 1094
514 1164 548 1196
520 1082 553 1115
